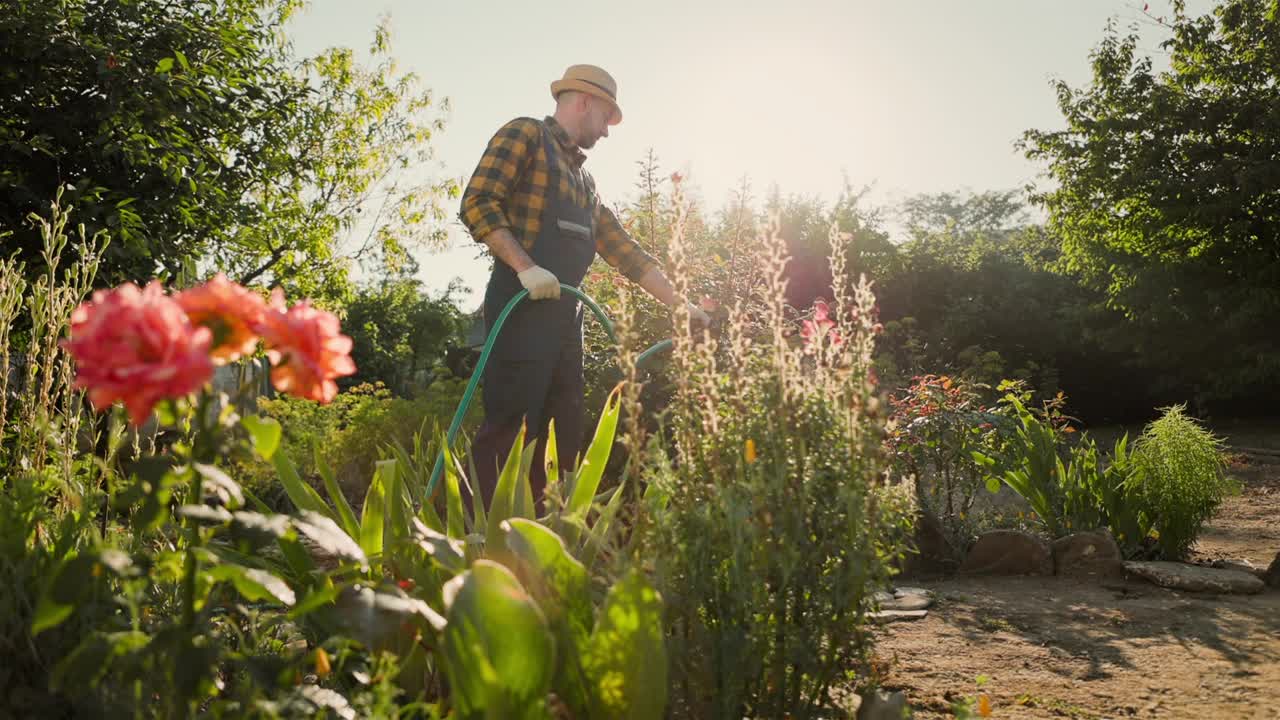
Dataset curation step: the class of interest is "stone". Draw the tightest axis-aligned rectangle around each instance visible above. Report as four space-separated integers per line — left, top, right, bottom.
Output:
1208 558 1264 578
1124 561 1265 594
1267 552 1280 589
900 510 960 577
1052 529 1124 579
888 586 934 610
856 689 909 720
960 529 1054 576
874 587 935 611
871 609 929 623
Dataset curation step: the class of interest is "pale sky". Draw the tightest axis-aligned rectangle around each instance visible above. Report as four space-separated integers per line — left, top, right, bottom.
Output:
287 0 1207 308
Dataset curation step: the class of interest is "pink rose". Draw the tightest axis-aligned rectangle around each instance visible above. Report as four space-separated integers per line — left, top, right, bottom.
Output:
61 281 214 425
255 289 355 403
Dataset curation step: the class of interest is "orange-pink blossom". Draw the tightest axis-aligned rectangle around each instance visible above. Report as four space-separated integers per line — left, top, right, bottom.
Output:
61 281 214 425
255 289 355 403
173 273 266 364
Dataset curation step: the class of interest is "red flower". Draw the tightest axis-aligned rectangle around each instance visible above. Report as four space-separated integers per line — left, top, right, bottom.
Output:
173 273 265 364
61 281 214 425
255 289 355 403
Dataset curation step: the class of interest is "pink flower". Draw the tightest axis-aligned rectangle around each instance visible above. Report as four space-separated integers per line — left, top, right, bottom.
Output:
800 299 839 354
255 289 355 403
61 281 214 425
173 273 266 364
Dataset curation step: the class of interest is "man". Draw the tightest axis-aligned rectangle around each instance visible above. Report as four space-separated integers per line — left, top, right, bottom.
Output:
459 63 709 507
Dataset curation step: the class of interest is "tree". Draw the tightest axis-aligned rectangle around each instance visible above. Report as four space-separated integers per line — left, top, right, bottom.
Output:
1021 0 1280 408
0 1 457 304
342 278 465 396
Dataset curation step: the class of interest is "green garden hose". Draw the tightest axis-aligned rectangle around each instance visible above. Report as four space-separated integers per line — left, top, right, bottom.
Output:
426 284 673 498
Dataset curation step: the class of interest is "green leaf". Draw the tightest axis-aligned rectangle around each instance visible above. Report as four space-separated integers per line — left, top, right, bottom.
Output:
242 415 282 460
440 560 555 718
288 584 342 620
32 553 98 635
568 384 622 518
361 461 390 560
985 476 1002 494
504 519 594 713
442 440 468 539
412 518 466 574
583 570 668 719
294 511 368 567
334 585 445 651
486 423 527 551
316 444 360 539
173 49 190 72
274 452 333 519
194 462 244 508
155 57 174 73
208 565 296 606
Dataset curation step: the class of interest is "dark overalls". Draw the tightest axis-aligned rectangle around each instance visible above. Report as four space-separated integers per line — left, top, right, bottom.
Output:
471 123 597 506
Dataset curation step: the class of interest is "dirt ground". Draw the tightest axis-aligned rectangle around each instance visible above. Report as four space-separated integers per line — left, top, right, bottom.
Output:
876 447 1280 719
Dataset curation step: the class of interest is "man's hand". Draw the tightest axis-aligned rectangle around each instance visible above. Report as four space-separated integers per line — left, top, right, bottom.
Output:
686 301 711 329
518 265 561 300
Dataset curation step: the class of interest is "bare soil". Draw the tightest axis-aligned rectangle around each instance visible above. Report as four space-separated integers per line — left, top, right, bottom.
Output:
876 448 1280 719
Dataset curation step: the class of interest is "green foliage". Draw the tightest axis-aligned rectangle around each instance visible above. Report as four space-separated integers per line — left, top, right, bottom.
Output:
0 0 456 299
975 390 1073 538
979 388 1234 560
234 378 478 509
1132 405 1236 558
343 278 466 396
1022 0 1280 407
270 383 668 719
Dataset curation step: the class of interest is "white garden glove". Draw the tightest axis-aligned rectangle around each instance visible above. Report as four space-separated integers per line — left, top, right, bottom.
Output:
686 301 711 329
517 265 561 300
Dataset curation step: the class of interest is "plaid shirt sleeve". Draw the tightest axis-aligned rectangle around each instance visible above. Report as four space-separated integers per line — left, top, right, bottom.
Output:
459 118 541 242
593 201 659 283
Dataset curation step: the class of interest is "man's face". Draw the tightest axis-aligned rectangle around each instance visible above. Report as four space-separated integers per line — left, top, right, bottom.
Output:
578 96 612 149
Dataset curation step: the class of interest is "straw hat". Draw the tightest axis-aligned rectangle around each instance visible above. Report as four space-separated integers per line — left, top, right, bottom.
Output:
550 64 622 125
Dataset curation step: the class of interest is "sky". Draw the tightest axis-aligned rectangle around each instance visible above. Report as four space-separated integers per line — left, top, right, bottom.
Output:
286 0 1208 308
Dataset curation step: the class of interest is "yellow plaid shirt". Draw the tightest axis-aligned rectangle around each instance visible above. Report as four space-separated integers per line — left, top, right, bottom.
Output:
459 116 658 282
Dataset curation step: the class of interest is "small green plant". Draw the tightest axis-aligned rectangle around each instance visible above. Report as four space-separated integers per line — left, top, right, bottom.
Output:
974 389 1071 536
1131 405 1236 559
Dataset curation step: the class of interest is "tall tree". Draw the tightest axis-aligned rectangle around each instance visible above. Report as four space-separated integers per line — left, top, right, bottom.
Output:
1021 0 1280 407
0 1 456 304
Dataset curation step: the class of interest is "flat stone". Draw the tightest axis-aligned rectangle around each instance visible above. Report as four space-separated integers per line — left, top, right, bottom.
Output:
856 689 909 720
1267 552 1280 589
1208 558 1264 578
1124 561 1265 594
960 529 1054 576
887 587 934 610
1052 530 1124 579
871 609 929 622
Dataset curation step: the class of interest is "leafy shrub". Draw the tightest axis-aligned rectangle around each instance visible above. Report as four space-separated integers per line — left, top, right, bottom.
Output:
1131 405 1236 558
235 378 478 509
641 197 912 718
887 374 1003 545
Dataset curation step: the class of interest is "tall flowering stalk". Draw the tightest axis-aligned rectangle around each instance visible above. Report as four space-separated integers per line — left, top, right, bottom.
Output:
643 188 910 717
